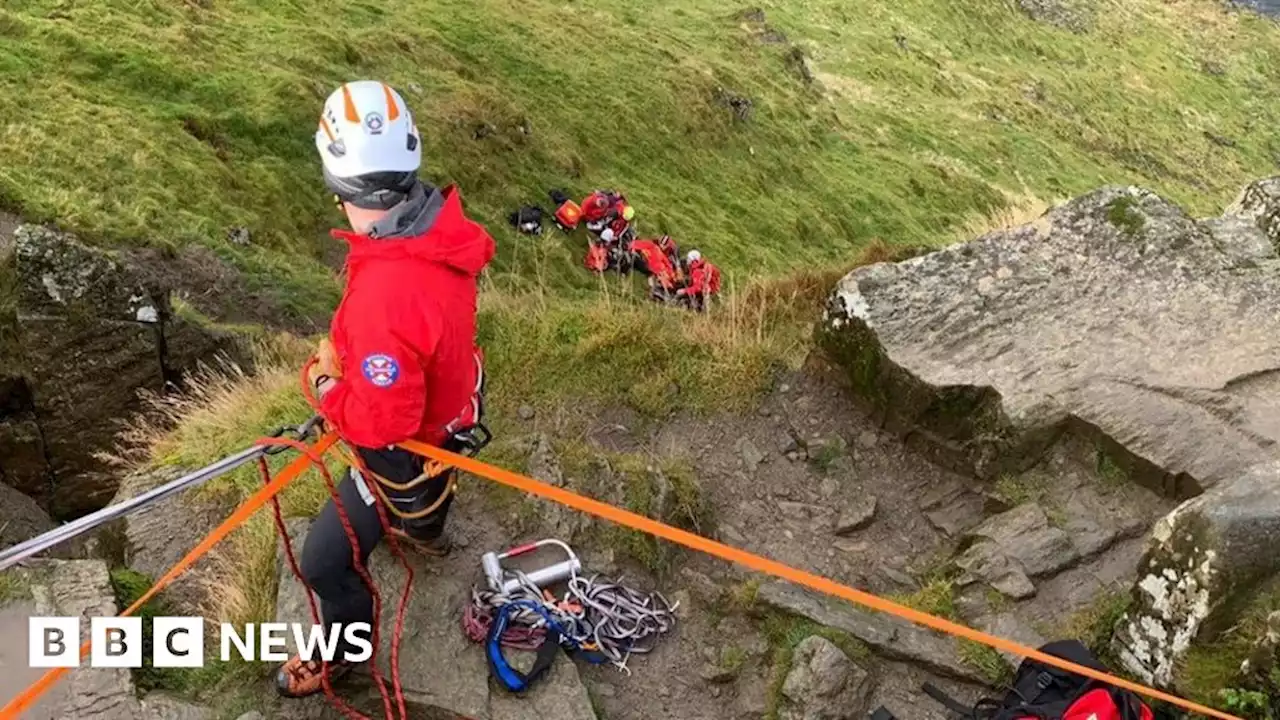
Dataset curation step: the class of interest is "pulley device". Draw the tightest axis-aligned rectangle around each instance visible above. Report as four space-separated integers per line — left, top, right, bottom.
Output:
482 539 581 594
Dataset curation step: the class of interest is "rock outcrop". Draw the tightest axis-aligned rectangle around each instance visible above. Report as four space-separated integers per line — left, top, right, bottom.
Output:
110 466 236 614
757 582 987 684
0 225 243 517
780 636 873 720
0 559 136 719
820 176 1280 690
0 481 57 550
819 178 1280 499
1114 461 1280 686
275 519 597 720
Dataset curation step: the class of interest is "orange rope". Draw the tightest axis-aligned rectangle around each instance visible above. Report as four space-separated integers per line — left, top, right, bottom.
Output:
398 438 1240 720
0 433 338 720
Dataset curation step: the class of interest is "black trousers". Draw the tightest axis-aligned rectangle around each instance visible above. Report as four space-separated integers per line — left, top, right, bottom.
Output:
299 445 454 656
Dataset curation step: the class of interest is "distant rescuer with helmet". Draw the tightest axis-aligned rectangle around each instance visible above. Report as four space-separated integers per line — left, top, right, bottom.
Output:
276 80 496 698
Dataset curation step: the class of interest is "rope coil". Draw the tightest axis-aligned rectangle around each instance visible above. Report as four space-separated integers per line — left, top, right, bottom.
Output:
461 568 678 674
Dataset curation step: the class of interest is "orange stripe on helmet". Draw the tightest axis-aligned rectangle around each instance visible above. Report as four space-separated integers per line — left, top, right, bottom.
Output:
381 83 401 122
319 117 335 142
341 84 360 123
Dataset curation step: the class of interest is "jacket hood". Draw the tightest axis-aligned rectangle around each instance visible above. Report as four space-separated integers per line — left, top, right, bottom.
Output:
333 184 495 277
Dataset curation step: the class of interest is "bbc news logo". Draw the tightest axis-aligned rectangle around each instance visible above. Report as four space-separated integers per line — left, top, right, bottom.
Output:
29 618 373 668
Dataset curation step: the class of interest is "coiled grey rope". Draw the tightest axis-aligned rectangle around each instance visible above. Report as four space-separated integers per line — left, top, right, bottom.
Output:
464 570 678 673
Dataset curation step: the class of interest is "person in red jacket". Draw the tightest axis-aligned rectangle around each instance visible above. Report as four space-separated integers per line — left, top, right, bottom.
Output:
277 80 496 699
676 249 721 312
630 237 680 302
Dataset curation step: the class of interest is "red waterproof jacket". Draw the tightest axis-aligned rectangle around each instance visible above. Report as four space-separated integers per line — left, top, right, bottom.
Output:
683 259 721 297
323 185 495 449
631 239 679 289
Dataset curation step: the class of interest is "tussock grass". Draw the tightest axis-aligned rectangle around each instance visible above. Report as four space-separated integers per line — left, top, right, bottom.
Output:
1177 582 1280 709
117 335 332 516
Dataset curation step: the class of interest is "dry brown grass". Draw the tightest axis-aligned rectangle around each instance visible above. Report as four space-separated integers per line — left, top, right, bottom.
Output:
954 192 1058 241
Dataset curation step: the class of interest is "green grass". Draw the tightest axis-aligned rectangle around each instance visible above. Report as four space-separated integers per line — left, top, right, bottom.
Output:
1095 447 1130 491
0 569 29 602
564 442 713 573
892 577 959 620
806 436 848 473
960 640 1014 687
1177 585 1280 710
108 568 203 693
1049 589 1132 667
1105 195 1146 236
2 0 1279 312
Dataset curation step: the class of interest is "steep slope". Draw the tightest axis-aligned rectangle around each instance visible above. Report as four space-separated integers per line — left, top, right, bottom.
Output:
1 0 1279 318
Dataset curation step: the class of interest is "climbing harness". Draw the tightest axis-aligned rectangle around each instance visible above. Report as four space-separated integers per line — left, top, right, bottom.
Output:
484 600 594 693
313 353 491 525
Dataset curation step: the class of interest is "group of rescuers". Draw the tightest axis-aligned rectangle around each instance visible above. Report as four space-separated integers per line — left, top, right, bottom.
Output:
277 80 720 697
551 189 723 310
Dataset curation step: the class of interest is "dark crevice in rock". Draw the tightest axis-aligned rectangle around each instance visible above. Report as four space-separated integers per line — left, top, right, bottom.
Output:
1 224 248 519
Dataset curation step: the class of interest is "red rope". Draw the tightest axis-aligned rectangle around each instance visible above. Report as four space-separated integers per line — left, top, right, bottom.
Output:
296 357 412 720
258 457 366 720
256 437 405 720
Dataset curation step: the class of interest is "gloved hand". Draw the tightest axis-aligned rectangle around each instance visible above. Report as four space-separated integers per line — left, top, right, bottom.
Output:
308 337 342 390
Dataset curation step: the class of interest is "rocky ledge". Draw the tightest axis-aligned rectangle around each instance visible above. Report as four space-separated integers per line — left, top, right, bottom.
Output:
818 177 1280 689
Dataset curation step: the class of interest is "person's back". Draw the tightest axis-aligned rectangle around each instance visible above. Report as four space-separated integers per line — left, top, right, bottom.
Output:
328 186 491 447
677 250 720 311
630 238 678 289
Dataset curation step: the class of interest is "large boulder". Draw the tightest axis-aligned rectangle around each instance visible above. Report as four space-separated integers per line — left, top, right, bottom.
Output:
818 179 1280 499
819 177 1280 690
1113 460 1280 686
0 481 57 550
0 225 243 518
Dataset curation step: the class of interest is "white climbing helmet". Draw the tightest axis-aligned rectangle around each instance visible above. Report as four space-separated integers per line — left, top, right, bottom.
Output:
686 250 702 264
315 81 422 209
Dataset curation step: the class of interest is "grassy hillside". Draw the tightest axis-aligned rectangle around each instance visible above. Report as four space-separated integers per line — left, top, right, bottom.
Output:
21 1 1276 712
2 0 1279 318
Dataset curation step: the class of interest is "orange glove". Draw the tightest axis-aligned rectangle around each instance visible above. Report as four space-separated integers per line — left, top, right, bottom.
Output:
308 337 342 388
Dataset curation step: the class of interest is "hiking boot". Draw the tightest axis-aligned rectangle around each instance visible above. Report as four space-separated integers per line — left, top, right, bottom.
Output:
387 526 452 557
275 655 357 698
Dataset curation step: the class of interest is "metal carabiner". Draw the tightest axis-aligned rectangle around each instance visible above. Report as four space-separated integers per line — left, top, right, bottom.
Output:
263 414 323 455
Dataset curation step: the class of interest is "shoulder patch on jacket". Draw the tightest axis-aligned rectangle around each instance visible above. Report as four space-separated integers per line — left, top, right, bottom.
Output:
361 353 400 388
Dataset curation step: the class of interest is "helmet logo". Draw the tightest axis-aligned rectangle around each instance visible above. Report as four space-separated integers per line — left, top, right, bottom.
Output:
364 112 385 134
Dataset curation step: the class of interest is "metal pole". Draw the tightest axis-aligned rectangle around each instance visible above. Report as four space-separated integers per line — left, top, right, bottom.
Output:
0 444 269 571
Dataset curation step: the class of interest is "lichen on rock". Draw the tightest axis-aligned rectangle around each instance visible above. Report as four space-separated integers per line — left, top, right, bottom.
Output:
1114 460 1280 686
